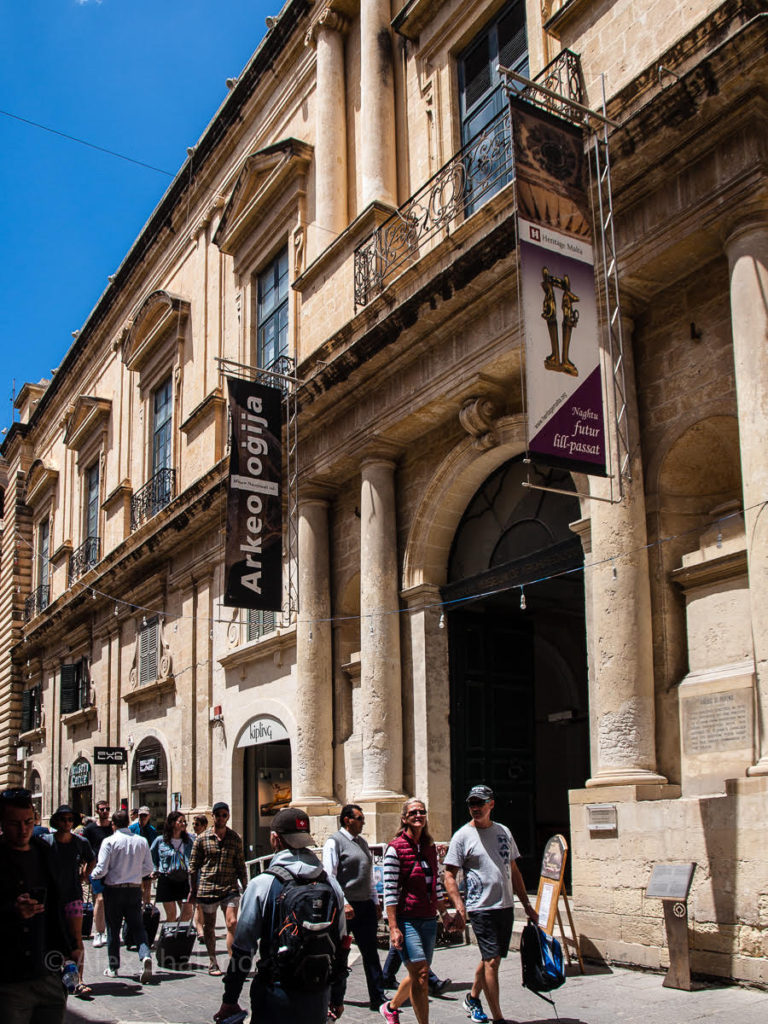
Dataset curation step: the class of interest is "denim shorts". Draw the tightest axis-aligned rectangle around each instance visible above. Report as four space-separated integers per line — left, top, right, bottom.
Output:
398 916 438 965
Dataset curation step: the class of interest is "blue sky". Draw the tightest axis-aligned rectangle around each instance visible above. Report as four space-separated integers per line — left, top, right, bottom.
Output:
0 0 274 430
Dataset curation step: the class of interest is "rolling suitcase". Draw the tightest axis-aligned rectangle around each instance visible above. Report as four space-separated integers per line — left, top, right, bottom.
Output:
155 921 196 970
122 902 161 950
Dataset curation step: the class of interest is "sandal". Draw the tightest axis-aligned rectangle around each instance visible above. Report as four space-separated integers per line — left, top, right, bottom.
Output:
208 965 224 976
74 983 93 997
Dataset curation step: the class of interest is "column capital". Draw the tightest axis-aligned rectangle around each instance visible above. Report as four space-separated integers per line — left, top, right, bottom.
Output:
299 479 335 505
305 6 350 48
360 438 402 468
724 213 768 257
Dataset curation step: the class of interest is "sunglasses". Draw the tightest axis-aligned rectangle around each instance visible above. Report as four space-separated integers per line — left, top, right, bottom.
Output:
406 809 427 818
468 800 489 808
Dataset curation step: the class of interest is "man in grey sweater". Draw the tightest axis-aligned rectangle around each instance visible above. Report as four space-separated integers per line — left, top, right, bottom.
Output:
322 804 386 1015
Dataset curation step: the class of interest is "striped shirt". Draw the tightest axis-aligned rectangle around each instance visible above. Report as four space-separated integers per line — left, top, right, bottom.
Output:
383 841 445 910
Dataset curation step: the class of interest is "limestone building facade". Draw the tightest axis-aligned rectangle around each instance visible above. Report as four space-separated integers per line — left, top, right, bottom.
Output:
1 0 767 984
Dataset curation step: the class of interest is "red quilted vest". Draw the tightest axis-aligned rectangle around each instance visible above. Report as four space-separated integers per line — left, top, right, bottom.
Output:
390 832 438 919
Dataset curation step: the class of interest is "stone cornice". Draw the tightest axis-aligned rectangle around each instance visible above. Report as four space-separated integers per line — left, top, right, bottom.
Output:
23 461 59 508
670 549 748 592
122 291 190 373
180 388 226 436
63 396 112 452
219 622 297 676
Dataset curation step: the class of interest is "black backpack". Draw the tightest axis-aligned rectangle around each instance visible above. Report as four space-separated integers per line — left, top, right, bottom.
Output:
261 864 342 991
520 921 565 1005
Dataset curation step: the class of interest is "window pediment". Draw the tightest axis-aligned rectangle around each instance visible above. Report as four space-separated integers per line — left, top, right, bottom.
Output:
24 459 59 507
214 138 313 258
123 290 190 373
64 396 112 452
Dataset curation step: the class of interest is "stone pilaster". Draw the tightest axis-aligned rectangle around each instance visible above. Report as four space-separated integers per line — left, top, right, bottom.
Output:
293 490 335 804
360 0 397 209
726 218 768 775
586 315 666 787
306 8 349 242
359 454 404 800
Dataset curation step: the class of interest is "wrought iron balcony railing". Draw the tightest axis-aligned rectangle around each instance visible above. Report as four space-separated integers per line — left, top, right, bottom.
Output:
520 47 584 116
69 535 101 586
24 584 50 622
354 106 513 307
130 468 176 532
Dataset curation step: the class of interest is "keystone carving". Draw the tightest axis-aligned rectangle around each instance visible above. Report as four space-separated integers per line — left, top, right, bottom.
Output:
459 395 502 450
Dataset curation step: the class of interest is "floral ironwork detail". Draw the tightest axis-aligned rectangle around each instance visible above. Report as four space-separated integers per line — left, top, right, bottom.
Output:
130 468 176 532
521 48 584 120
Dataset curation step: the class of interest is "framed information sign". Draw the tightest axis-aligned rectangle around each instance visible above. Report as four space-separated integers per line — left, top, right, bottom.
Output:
534 834 583 972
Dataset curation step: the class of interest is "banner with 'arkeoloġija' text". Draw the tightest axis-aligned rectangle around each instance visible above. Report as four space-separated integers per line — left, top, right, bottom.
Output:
224 377 283 610
511 96 607 476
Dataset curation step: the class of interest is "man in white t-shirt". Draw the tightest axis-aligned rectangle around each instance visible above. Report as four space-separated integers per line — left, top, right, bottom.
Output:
444 786 538 1024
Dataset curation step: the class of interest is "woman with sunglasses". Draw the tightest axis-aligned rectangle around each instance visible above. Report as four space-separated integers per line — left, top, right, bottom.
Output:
379 798 448 1024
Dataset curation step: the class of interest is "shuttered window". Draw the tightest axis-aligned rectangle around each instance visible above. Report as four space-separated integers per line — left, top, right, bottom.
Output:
139 618 159 685
60 660 90 714
22 685 42 733
247 609 276 642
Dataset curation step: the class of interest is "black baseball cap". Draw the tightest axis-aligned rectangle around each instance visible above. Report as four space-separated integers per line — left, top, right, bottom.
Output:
466 785 494 803
271 807 315 848
212 801 230 815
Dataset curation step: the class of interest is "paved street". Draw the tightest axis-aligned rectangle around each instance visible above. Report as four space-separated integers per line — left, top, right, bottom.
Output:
64 924 768 1024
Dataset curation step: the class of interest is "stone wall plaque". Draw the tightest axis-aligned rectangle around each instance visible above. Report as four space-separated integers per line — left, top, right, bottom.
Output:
682 689 751 754
646 862 696 900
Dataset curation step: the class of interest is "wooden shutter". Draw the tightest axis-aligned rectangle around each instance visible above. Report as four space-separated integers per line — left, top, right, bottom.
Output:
60 665 79 714
139 618 158 685
21 687 34 732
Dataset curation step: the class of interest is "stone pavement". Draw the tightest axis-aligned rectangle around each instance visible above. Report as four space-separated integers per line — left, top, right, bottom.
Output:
64 925 768 1024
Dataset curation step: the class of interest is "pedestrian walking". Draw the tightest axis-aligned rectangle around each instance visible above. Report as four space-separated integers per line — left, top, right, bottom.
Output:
82 799 113 948
150 811 195 923
379 798 450 1024
43 804 96 997
323 803 386 1017
91 809 156 984
188 801 248 976
130 805 159 846
443 785 538 1024
0 787 76 1024
214 807 347 1024
191 813 208 942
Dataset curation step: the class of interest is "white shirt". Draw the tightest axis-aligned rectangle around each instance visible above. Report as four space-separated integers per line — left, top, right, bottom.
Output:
322 827 378 901
91 827 154 885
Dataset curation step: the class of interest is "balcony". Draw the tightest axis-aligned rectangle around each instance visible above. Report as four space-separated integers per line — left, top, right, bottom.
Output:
24 584 50 622
69 535 101 586
130 468 176 532
354 107 513 307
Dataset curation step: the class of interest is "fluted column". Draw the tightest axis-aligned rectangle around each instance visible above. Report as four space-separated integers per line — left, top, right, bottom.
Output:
360 0 397 209
293 492 335 804
306 8 348 241
586 315 666 787
726 218 768 775
360 455 403 798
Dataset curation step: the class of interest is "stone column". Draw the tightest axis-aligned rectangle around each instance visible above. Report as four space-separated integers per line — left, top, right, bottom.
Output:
586 315 666 787
726 218 768 775
360 0 397 209
359 454 403 799
306 8 348 240
293 491 335 804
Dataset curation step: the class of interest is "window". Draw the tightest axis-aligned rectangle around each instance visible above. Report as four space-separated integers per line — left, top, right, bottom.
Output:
459 0 528 146
21 684 42 733
85 463 99 542
247 609 277 642
61 660 91 715
138 617 159 685
257 248 289 369
38 518 50 590
152 377 173 476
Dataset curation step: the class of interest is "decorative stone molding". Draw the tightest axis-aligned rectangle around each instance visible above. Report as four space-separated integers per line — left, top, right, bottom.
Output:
63 396 112 452
305 6 349 48
23 460 59 508
122 290 190 373
123 675 175 707
459 395 502 450
61 704 97 728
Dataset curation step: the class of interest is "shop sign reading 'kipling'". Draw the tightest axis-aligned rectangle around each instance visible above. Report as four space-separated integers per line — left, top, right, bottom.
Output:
237 716 289 748
223 377 283 611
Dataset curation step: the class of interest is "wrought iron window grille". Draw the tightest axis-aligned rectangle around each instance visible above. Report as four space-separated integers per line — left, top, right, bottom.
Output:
24 584 50 622
69 536 101 586
130 468 176 532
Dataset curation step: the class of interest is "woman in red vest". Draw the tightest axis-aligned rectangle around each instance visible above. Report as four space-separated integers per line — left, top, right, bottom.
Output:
379 798 450 1024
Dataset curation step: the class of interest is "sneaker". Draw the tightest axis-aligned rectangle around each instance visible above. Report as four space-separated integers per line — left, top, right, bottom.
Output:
103 968 117 978
380 1001 401 1024
429 976 451 995
140 956 152 984
93 932 104 948
463 994 489 1023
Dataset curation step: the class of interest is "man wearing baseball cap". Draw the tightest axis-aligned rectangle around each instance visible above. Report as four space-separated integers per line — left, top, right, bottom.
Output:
443 786 538 1024
214 807 347 1024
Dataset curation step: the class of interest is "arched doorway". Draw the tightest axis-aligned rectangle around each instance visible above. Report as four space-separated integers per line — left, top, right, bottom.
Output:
69 758 93 818
238 715 292 860
131 737 168 828
28 768 43 823
444 456 589 888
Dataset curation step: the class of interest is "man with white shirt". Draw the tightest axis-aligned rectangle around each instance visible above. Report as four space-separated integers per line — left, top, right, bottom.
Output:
322 803 386 1015
91 809 156 983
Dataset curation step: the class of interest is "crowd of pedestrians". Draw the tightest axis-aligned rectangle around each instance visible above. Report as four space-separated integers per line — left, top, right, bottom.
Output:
0 783 536 1024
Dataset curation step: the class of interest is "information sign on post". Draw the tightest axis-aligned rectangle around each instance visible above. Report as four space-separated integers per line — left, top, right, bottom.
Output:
646 862 696 990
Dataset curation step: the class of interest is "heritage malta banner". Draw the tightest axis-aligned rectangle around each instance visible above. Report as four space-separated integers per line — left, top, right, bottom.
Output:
224 377 282 610
511 96 607 475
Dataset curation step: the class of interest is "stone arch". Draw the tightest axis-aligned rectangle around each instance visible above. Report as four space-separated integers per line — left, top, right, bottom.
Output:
403 414 591 590
129 728 172 805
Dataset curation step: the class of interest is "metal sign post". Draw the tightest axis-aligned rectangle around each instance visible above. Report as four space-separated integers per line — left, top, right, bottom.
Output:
646 862 697 989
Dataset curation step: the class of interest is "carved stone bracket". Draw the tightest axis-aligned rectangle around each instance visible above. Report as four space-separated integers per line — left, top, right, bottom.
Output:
459 395 503 450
